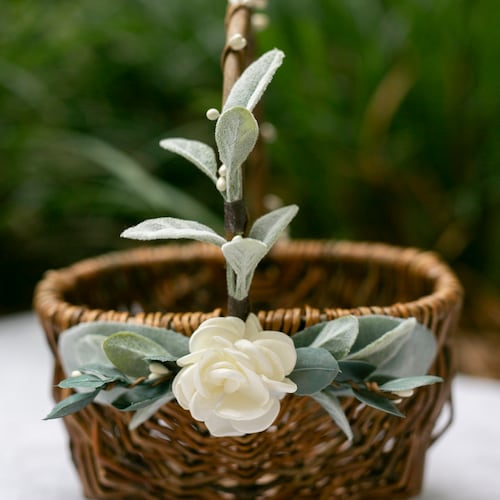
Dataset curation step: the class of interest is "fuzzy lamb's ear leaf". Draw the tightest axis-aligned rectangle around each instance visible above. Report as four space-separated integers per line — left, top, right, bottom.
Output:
44 390 99 420
58 374 109 390
121 217 226 247
289 347 339 395
309 315 359 359
222 237 268 299
129 391 175 430
249 205 299 249
159 138 218 184
102 331 170 378
311 388 353 440
371 321 438 378
215 106 259 201
346 316 416 366
223 49 285 112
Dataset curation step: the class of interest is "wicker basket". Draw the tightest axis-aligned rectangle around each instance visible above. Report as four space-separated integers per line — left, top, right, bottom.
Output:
34 240 462 499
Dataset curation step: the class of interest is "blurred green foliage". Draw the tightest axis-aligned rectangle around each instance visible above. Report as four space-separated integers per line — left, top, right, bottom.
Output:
1 0 499 313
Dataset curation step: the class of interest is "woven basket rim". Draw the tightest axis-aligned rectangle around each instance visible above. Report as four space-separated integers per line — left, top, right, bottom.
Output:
34 239 463 330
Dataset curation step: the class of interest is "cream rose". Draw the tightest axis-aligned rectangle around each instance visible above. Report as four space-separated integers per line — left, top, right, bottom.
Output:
172 314 297 437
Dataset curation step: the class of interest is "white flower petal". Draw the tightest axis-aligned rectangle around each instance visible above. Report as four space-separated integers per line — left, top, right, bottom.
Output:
189 317 245 352
231 399 280 434
205 414 243 437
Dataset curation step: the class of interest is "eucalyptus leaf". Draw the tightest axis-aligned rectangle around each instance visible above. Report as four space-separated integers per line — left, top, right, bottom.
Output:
44 390 99 420
337 360 377 382
79 364 130 383
249 205 299 249
311 388 353 440
215 106 259 201
102 331 170 378
58 374 108 390
129 391 175 430
120 217 226 247
159 138 218 184
223 49 285 112
112 381 172 411
346 316 416 366
352 388 404 418
309 315 359 359
221 237 268 300
289 347 339 395
379 375 443 392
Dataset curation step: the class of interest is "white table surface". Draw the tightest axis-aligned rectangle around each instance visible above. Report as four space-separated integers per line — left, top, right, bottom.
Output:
1 312 499 500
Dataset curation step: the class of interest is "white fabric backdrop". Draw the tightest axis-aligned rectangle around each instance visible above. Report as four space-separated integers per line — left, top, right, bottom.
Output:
1 312 499 499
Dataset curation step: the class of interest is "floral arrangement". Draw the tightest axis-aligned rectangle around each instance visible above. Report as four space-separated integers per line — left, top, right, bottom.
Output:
45 46 442 438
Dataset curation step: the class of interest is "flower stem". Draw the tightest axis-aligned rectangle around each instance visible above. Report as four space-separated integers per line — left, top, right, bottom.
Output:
222 3 253 319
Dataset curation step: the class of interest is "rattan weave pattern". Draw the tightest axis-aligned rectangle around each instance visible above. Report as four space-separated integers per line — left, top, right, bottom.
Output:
34 240 463 499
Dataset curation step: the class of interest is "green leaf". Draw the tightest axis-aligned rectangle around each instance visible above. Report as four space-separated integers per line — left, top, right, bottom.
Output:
79 364 130 383
74 334 109 367
337 360 376 382
371 321 438 378
129 391 175 430
120 217 226 247
346 316 416 366
58 374 108 390
292 322 326 348
221 237 268 300
102 331 170 378
159 138 218 184
44 390 99 420
215 106 259 201
309 315 359 359
289 347 339 395
59 322 189 379
352 388 404 418
311 388 353 440
379 375 443 392
112 381 172 411
223 49 285 112
249 205 299 249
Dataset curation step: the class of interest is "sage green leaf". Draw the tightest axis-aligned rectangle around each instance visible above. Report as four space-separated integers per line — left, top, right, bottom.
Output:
58 374 108 390
79 364 129 383
103 331 170 378
249 205 299 249
337 360 376 382
292 322 326 348
289 347 339 395
346 316 416 366
215 106 259 201
311 388 353 440
310 315 359 359
129 391 175 430
371 321 437 378
74 334 109 367
159 138 217 184
44 390 99 420
121 217 226 247
352 388 404 418
223 49 285 112
112 381 171 411
222 237 268 300
59 322 189 380
379 375 443 392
